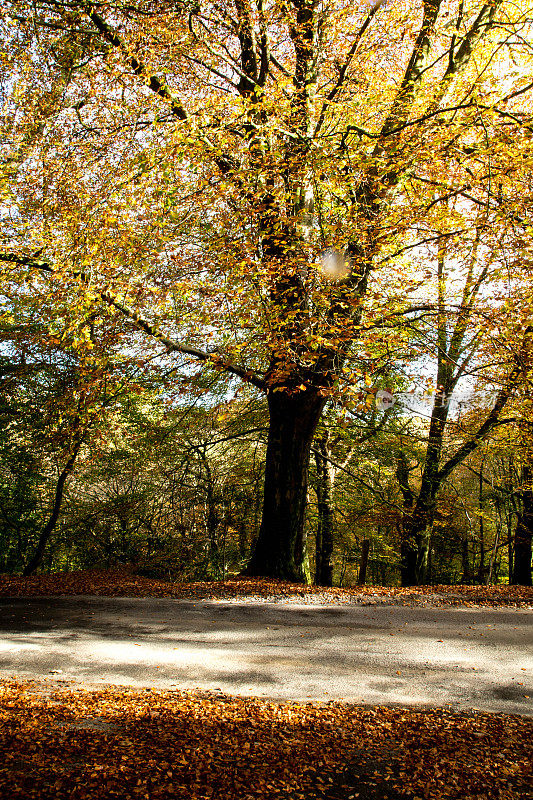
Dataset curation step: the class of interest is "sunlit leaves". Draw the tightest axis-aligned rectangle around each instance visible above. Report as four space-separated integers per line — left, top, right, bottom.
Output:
1 568 532 605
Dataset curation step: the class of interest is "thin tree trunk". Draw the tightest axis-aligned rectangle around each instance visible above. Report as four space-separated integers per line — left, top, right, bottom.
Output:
462 532 472 584
477 459 486 583
201 451 221 578
246 389 325 582
314 432 335 586
238 518 248 561
358 539 370 585
507 509 514 583
487 521 500 586
206 497 221 577
512 464 533 585
23 437 82 576
416 524 431 585
396 451 418 586
314 450 323 585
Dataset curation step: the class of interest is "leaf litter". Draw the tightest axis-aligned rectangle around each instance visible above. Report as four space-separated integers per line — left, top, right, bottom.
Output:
0 569 531 607
0 680 531 800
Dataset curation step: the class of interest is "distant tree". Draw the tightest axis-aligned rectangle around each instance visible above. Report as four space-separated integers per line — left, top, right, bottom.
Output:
0 300 134 573
394 237 533 584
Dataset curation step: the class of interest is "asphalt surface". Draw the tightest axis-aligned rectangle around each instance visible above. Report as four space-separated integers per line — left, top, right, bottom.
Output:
0 597 531 714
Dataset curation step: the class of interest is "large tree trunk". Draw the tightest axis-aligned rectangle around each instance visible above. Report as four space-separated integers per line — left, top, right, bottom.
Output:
400 541 418 587
401 514 432 586
246 389 326 582
512 464 533 586
416 524 431 585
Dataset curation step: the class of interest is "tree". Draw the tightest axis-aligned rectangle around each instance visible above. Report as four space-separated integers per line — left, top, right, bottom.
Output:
0 285 142 572
512 391 533 585
0 335 87 573
513 463 533 585
395 232 533 584
1 0 532 581
59 389 267 579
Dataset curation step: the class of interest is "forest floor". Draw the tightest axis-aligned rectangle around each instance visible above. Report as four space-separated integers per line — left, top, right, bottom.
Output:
0 567 532 607
0 570 531 800
0 679 531 800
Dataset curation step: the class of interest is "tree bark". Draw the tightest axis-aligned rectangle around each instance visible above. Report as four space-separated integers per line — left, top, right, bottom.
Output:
246 389 326 582
401 513 432 586
512 464 533 586
400 541 418 586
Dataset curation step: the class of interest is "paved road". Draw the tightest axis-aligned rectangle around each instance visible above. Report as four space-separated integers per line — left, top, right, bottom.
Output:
0 597 531 713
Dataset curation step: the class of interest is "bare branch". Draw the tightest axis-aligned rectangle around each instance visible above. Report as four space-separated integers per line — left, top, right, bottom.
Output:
376 229 467 265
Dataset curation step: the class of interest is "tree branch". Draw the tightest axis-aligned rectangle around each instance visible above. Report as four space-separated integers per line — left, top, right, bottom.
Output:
445 1 503 80
0 253 266 390
313 0 384 138
84 4 239 175
437 327 533 484
377 0 443 142
85 4 187 120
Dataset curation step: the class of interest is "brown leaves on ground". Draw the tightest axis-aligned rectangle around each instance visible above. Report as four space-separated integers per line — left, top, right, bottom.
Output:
0 680 531 800
0 568 531 607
